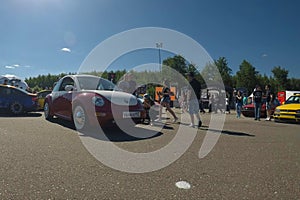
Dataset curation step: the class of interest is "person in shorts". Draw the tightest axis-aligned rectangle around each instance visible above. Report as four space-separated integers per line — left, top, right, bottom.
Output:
155 79 178 123
186 72 202 128
265 84 273 121
143 94 158 125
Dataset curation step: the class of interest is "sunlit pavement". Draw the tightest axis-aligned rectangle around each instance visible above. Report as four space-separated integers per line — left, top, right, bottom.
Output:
0 110 299 199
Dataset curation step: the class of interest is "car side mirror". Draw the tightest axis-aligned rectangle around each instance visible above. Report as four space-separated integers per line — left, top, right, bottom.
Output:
65 85 74 92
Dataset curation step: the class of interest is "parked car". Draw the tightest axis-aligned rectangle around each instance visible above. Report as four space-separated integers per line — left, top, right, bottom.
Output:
273 94 300 122
44 75 146 130
241 98 280 118
0 84 38 114
0 74 29 90
37 90 52 110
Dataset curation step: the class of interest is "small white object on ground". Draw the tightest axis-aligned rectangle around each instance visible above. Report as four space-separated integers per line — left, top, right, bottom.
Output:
175 181 191 189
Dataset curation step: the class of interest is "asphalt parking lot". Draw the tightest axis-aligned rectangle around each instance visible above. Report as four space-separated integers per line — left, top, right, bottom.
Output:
0 110 299 199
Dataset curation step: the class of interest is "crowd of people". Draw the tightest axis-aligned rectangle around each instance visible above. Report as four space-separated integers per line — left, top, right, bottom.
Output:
117 72 203 128
117 72 278 128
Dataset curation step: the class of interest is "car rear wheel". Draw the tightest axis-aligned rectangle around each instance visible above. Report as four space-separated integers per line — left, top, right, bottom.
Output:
73 104 88 131
10 101 23 115
44 102 53 120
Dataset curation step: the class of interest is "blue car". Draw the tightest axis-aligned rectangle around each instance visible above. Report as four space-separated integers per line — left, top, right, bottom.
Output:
0 84 38 114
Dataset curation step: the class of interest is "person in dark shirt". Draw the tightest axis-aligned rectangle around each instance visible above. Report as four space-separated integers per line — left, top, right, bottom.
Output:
264 84 273 121
253 85 263 121
186 72 202 128
156 79 178 123
235 90 243 118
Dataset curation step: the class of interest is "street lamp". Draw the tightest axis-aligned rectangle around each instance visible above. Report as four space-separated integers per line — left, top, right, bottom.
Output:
156 42 163 72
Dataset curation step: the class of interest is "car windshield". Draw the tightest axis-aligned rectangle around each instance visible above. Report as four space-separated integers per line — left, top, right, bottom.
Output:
285 96 300 104
77 76 119 91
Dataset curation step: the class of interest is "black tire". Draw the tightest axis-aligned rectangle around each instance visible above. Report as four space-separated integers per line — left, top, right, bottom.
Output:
44 101 53 121
10 101 23 115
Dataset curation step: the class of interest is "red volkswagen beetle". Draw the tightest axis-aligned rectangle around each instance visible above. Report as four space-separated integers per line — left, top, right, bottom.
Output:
44 75 145 130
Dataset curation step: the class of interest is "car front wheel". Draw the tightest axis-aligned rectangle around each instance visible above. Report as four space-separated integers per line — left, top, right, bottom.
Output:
44 102 53 121
73 104 88 131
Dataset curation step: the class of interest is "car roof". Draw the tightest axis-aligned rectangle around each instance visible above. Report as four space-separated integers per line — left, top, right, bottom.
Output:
66 74 101 78
290 94 300 97
0 84 32 94
0 84 18 89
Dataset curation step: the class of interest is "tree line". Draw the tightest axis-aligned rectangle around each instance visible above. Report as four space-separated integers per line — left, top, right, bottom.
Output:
25 55 300 95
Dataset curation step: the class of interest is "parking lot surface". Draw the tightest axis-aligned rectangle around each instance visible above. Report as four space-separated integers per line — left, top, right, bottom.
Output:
0 110 299 199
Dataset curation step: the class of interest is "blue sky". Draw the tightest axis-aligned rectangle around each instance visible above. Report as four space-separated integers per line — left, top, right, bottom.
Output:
0 0 299 80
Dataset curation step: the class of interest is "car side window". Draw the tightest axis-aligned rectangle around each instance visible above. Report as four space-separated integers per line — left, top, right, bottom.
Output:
0 87 5 96
52 80 61 92
1 88 11 95
59 77 74 91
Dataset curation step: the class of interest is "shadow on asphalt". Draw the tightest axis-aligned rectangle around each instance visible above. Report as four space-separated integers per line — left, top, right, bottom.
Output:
0 111 42 118
274 119 300 125
48 117 163 142
201 128 255 137
220 129 255 137
49 117 77 130
83 126 163 142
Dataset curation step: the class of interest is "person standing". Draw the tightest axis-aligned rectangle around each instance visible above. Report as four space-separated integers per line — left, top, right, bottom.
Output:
156 79 178 123
253 85 263 121
186 72 202 128
118 74 130 93
235 90 243 118
265 84 273 121
127 73 137 96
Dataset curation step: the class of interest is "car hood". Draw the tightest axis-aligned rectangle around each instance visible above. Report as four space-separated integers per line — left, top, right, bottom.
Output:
88 90 138 106
277 103 300 110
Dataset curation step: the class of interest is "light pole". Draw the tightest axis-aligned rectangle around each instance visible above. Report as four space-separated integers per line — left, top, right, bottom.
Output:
156 42 163 72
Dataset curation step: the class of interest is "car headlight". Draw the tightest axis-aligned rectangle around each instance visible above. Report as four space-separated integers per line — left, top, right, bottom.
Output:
92 96 105 107
275 109 280 113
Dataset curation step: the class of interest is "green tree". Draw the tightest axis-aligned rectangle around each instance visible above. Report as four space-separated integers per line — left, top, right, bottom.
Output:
288 78 300 90
214 57 232 87
256 74 270 89
162 55 188 75
161 55 190 88
235 60 258 93
201 62 224 87
271 66 289 91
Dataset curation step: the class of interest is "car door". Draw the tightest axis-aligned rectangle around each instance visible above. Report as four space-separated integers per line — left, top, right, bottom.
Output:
52 77 74 120
0 86 9 109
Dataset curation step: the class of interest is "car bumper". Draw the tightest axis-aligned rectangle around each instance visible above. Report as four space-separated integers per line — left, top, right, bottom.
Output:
93 110 146 126
273 112 300 122
241 110 267 118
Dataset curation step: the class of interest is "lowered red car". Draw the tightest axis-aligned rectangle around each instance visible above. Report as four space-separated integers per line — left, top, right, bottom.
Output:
44 75 146 130
241 98 280 118
242 103 268 118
